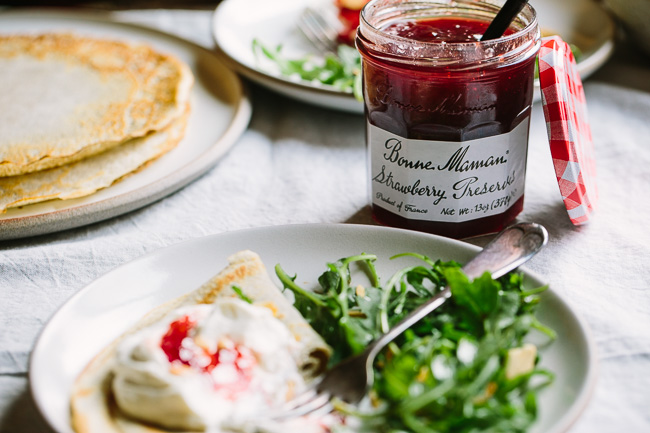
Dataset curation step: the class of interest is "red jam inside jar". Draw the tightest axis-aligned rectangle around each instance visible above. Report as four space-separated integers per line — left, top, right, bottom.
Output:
357 0 540 238
382 17 514 43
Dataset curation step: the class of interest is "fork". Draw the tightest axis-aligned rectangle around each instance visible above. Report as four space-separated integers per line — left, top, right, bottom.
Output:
296 6 342 53
275 222 549 419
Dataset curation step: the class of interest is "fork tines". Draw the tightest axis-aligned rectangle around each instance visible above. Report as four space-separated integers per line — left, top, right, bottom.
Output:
297 7 341 53
269 387 333 420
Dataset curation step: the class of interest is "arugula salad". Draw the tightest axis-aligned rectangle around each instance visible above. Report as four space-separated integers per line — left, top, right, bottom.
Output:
252 39 363 101
275 253 556 433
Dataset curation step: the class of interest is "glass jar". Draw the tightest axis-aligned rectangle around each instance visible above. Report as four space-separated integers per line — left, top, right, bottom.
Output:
357 0 541 239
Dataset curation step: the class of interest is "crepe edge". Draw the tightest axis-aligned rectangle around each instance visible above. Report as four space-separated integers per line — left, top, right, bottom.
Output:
0 103 190 214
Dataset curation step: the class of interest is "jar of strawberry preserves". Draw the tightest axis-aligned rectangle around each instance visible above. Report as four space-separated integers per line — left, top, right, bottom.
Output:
357 0 541 238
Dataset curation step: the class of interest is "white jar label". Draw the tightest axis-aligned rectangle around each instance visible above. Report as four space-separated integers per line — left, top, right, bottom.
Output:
369 118 530 222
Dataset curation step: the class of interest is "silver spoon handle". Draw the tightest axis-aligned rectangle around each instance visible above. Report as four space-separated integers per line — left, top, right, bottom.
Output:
462 222 548 280
367 222 548 359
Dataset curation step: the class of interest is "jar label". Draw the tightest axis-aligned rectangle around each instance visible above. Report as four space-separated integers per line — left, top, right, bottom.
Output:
368 119 530 222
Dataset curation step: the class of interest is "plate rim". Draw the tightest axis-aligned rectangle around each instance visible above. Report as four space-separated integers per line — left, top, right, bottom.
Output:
0 9 253 240
210 0 365 113
210 2 358 101
28 222 598 433
210 0 615 112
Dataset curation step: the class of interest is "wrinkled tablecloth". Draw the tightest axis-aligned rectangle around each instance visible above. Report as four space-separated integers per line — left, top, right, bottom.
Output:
1 9 649 433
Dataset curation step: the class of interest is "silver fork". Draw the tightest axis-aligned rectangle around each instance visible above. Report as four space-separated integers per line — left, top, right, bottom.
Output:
296 6 342 53
275 222 549 419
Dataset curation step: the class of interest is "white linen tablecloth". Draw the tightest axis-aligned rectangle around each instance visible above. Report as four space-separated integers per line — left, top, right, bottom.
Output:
1 9 649 433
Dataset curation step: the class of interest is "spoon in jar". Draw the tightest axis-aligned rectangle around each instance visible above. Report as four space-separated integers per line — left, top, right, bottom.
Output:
481 0 530 41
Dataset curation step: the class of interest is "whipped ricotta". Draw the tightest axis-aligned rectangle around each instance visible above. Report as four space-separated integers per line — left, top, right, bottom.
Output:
112 298 311 432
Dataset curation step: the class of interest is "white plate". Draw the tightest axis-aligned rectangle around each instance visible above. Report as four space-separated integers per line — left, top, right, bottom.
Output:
0 10 252 240
30 223 597 433
211 0 615 113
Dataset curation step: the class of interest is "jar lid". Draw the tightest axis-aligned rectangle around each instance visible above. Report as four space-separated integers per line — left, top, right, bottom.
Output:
538 36 598 225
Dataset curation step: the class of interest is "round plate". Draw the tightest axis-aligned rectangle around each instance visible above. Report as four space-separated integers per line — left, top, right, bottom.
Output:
211 0 614 113
30 223 597 433
0 10 252 240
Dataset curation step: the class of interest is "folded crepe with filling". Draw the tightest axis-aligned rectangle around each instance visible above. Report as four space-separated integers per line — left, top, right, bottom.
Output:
70 250 332 433
0 33 193 177
0 104 189 213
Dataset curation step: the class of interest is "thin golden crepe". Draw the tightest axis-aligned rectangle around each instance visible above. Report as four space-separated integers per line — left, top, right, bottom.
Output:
0 33 193 177
0 105 189 213
70 250 332 433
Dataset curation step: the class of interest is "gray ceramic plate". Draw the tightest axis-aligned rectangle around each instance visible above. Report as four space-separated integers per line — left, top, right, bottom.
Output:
31 223 597 433
0 11 252 240
212 0 615 113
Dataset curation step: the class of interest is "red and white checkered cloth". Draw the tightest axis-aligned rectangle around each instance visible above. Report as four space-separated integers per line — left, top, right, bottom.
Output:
539 36 598 225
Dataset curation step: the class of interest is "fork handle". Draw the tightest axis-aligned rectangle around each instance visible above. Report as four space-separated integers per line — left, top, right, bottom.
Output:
366 222 548 361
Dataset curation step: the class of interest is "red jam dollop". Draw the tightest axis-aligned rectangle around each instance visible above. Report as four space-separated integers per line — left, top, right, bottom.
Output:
336 0 370 44
160 315 255 391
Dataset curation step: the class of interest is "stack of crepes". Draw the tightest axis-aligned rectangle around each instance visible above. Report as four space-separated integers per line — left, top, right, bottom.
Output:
0 33 194 213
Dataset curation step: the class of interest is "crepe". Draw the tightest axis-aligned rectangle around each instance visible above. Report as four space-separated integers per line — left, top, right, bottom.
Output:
0 33 193 177
70 250 332 433
0 105 189 213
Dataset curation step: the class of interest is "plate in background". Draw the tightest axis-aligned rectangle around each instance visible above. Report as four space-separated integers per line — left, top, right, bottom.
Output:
212 0 615 113
31 223 597 433
0 10 252 240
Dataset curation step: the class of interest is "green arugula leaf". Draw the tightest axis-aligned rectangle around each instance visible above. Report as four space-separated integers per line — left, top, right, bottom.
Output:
230 285 253 304
252 39 363 101
444 268 499 318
